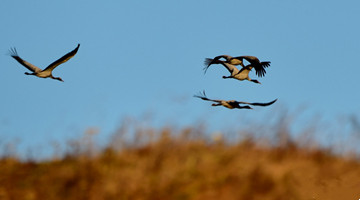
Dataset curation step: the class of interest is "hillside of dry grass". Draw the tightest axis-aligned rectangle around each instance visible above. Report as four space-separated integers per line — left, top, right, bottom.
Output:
0 126 360 200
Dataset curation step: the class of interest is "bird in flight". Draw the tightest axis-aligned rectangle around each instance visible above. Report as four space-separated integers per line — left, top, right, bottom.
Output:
194 91 277 109
233 55 271 77
9 44 80 82
203 55 271 84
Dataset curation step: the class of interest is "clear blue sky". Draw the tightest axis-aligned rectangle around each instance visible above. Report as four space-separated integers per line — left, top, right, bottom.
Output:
1 1 359 156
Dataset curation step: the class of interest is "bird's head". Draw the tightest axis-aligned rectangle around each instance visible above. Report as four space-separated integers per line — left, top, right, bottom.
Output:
55 77 64 82
251 79 261 84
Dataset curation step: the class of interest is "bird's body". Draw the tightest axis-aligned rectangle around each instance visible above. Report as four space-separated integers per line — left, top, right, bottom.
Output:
9 44 80 82
194 91 277 110
213 100 250 109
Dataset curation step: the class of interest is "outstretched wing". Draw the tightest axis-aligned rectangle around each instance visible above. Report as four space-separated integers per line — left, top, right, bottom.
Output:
203 58 215 74
193 91 221 103
223 100 251 109
235 56 270 77
203 58 239 75
260 61 271 68
237 65 253 75
9 48 42 73
235 56 259 64
236 99 277 107
43 44 80 72
203 55 234 74
254 61 271 77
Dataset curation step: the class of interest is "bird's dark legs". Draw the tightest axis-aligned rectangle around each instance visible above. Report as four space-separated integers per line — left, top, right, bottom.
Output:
24 72 34 75
237 106 253 109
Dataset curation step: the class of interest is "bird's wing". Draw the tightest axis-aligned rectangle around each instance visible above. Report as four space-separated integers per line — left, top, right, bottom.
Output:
203 58 215 73
226 101 253 109
216 55 232 61
261 61 271 68
193 91 221 103
9 48 42 73
253 61 271 77
236 99 277 106
254 65 266 77
236 56 270 77
203 55 229 73
236 65 252 75
43 44 80 72
219 62 239 74
235 56 258 64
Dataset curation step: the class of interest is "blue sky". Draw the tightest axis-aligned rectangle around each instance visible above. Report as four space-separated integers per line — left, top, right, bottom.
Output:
1 1 360 156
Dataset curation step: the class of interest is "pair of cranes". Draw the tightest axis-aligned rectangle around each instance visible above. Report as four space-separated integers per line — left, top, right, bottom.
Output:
8 44 276 110
194 55 277 109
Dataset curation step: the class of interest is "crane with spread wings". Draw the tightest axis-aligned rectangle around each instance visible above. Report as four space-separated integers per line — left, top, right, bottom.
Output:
9 44 80 82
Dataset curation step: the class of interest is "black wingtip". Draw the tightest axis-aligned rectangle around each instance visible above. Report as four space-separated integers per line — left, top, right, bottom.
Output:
265 98 278 106
8 47 18 57
200 90 207 98
255 68 266 77
71 44 80 54
194 90 207 100
203 58 213 74
262 61 271 68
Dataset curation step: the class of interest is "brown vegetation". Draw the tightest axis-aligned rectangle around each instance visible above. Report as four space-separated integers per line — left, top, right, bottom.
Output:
0 125 360 200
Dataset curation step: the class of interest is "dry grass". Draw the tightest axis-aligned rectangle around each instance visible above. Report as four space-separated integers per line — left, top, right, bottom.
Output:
0 125 360 200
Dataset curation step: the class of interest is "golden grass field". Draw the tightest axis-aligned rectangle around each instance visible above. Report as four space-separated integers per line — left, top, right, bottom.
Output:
1 124 360 200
